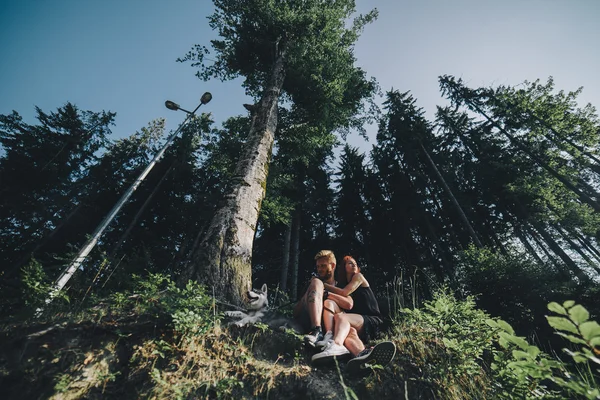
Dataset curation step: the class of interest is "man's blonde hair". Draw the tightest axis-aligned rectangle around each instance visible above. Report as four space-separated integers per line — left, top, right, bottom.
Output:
314 250 336 265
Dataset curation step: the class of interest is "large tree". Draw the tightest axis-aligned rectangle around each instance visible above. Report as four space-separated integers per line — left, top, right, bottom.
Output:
178 0 377 304
0 104 114 277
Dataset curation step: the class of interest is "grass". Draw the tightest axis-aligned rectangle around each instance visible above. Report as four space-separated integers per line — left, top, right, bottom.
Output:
2 274 598 399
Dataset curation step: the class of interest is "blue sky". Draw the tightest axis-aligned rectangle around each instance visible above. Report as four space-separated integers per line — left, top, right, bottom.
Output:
1 0 599 153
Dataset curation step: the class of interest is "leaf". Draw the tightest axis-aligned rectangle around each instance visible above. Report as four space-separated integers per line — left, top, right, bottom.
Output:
497 319 515 335
485 319 498 328
579 321 600 341
546 316 578 334
564 349 589 363
499 331 529 350
556 332 588 345
562 300 575 309
512 350 532 360
590 336 600 348
526 345 540 358
512 336 530 351
548 302 567 315
568 305 589 325
498 336 509 349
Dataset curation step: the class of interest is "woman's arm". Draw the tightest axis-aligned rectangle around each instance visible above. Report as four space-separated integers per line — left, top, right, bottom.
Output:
327 292 353 310
324 274 365 297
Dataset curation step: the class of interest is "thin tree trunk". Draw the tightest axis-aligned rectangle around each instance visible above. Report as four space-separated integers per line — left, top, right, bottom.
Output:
280 221 292 292
576 232 600 261
530 220 587 281
514 224 545 265
418 141 483 248
553 224 600 274
184 50 286 305
290 208 300 301
527 226 560 267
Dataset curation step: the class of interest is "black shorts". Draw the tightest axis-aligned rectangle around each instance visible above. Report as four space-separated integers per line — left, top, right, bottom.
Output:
360 315 383 343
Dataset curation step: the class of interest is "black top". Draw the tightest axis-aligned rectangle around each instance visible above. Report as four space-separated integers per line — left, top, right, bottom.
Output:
350 286 381 317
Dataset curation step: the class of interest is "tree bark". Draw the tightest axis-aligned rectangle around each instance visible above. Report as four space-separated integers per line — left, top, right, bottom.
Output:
280 221 292 292
184 50 286 305
290 208 301 301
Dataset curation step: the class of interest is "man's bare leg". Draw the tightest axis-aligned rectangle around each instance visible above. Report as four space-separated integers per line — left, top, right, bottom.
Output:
306 278 324 328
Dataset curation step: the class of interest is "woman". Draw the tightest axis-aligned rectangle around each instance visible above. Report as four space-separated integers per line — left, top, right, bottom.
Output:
312 256 386 362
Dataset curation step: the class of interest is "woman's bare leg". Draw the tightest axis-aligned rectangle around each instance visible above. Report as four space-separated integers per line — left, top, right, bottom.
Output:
343 327 365 356
333 313 364 346
323 299 341 333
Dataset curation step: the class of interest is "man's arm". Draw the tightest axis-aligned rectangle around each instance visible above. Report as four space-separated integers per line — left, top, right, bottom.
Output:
327 292 353 310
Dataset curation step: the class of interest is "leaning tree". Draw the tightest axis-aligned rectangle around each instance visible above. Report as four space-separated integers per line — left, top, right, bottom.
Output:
178 0 378 304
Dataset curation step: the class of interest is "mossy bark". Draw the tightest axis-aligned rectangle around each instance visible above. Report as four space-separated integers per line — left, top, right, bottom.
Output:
185 51 286 305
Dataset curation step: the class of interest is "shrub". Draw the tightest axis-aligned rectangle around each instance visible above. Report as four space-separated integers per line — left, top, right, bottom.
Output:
488 301 600 399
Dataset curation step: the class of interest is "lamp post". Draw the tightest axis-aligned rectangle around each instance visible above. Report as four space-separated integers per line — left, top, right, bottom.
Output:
41 93 212 312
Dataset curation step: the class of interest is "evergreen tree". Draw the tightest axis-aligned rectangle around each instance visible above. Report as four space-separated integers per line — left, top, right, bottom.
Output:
179 0 378 304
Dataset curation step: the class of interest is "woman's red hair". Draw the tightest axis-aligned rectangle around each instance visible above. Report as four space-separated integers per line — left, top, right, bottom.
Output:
337 255 360 287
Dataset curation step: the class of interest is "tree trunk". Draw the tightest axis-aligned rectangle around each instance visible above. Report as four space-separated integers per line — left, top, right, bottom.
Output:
530 220 587 281
576 232 600 261
553 224 600 274
280 221 292 292
527 225 561 268
418 141 483 248
184 51 286 305
514 225 545 266
290 208 301 301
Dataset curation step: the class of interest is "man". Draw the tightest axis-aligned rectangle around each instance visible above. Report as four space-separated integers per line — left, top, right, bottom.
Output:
311 255 397 373
293 250 353 347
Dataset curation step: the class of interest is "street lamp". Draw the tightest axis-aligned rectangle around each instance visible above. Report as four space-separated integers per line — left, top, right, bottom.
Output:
42 93 213 314
165 92 212 114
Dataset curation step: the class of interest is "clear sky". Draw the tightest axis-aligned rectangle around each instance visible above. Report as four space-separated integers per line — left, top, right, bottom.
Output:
1 0 599 152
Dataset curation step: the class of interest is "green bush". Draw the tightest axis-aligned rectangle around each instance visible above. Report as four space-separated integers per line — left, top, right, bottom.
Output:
488 301 600 399
111 272 217 337
402 288 496 378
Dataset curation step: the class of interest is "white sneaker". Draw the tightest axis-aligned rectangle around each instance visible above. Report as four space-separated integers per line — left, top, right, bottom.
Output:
315 331 333 348
311 342 350 363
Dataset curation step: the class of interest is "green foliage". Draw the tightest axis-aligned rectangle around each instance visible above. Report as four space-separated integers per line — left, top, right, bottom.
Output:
181 0 378 126
19 258 68 312
112 272 216 337
455 245 599 343
20 259 52 308
402 288 496 378
487 301 600 399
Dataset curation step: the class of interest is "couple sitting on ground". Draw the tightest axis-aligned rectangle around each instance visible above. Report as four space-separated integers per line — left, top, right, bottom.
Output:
293 250 396 372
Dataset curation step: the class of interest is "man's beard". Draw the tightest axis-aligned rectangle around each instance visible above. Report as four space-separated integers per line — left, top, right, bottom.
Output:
319 270 333 281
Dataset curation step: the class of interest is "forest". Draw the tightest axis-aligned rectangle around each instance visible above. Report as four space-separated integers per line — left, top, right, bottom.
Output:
1 1 599 399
